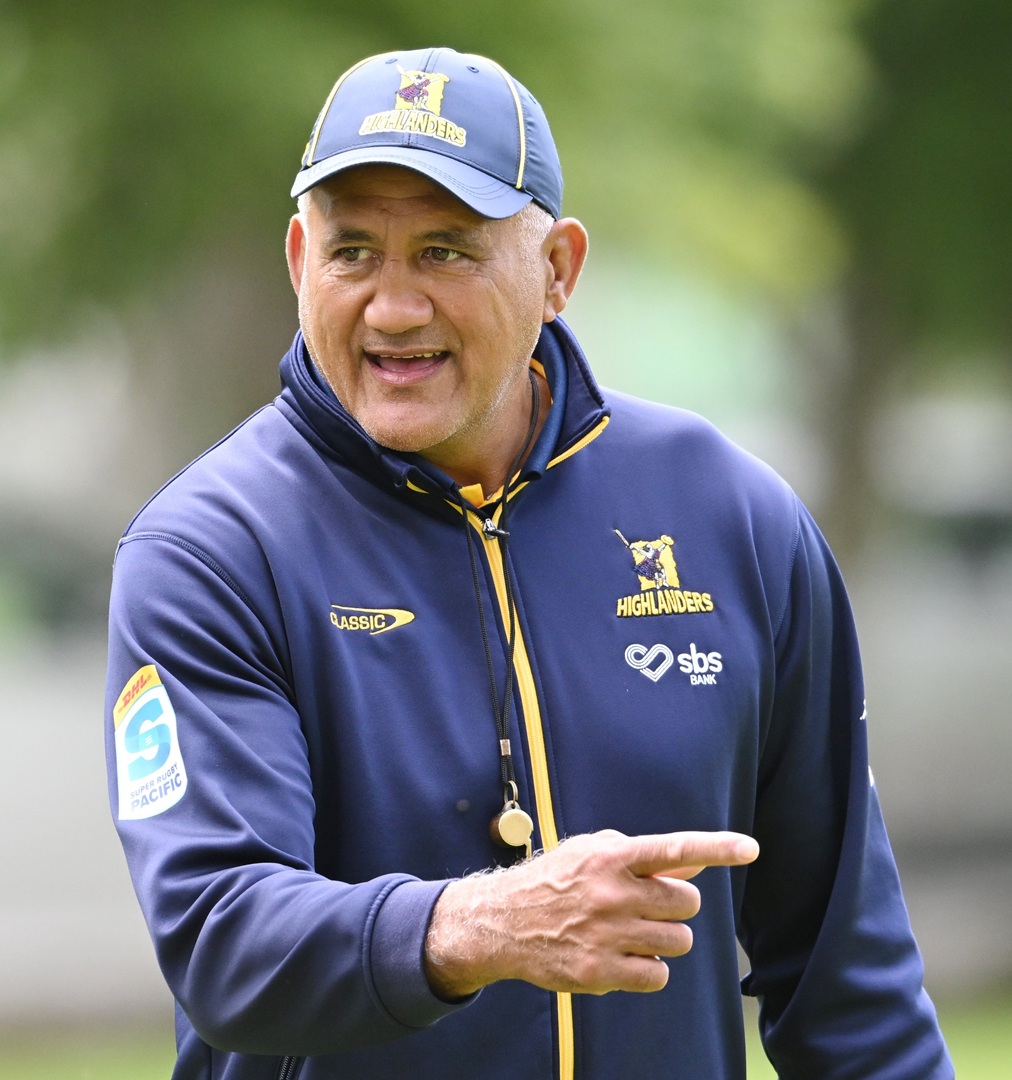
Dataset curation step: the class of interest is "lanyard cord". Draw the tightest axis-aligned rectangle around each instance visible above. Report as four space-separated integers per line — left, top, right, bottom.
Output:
458 368 540 808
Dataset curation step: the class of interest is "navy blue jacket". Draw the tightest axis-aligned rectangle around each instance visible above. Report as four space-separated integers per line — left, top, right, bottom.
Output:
106 320 952 1079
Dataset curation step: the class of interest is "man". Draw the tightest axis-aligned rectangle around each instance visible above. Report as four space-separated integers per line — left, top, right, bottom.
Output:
106 47 952 1079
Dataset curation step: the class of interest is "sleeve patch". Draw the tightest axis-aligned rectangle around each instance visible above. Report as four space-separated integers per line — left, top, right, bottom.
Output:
113 665 188 820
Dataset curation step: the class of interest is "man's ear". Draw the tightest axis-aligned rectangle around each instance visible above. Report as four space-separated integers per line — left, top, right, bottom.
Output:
286 214 307 296
543 218 589 323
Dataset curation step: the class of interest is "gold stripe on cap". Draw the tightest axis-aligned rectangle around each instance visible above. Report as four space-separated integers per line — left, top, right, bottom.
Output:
486 59 526 189
305 53 385 167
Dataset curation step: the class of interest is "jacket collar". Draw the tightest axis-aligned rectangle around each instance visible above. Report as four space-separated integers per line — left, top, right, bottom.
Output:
277 317 609 496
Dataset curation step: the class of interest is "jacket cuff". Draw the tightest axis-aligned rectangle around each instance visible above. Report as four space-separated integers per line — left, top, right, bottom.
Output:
369 878 478 1029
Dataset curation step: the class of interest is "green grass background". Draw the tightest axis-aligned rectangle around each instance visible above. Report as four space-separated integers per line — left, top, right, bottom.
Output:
1 994 1007 1077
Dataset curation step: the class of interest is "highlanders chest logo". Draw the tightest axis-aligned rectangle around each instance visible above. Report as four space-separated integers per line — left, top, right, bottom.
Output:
359 67 466 147
614 530 715 618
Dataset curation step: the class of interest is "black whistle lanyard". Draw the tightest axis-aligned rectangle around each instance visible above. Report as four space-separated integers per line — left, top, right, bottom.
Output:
458 369 539 858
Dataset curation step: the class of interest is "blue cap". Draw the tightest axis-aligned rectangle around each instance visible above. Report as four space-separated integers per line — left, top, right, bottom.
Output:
291 47 563 219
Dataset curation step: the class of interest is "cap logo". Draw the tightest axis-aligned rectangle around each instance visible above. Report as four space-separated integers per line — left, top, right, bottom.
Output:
394 66 448 113
358 67 466 147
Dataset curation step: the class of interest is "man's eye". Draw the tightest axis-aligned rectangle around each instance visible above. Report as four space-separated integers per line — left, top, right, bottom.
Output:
426 247 462 263
337 247 370 262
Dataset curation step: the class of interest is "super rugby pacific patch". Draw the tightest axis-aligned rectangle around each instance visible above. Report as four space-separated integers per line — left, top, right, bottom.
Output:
113 665 188 820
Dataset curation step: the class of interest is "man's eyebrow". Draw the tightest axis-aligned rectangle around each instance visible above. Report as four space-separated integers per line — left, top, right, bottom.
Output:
325 226 377 245
416 227 487 249
321 224 489 249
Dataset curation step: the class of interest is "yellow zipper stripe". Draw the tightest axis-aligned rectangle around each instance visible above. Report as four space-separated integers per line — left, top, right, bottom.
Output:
480 519 557 846
557 992 575 1078
477 515 574 1079
446 418 604 1080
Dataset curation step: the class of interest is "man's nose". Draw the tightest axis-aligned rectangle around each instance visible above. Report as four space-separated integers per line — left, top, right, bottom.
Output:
364 260 435 335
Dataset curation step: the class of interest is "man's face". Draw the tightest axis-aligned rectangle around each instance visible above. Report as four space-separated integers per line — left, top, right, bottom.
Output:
286 165 561 482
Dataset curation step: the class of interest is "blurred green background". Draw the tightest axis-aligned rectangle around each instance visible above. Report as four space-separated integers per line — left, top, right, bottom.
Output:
3 994 1012 1078
1 1 1010 1075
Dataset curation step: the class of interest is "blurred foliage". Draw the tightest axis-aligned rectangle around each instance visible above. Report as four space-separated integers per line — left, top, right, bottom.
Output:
784 0 1012 556
2 1 1008 358
0 0 872 351
1 0 1009 565
820 0 1012 361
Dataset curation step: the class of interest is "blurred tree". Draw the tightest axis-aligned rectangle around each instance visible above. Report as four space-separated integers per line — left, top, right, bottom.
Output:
0 0 865 347
800 0 1012 558
1 0 1007 563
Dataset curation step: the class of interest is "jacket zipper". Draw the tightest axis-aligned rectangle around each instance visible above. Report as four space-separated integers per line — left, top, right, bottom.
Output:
275 1056 303 1080
477 507 575 1080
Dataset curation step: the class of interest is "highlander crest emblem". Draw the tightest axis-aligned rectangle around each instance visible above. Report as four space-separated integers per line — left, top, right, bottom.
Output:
615 530 679 590
613 530 716 618
358 68 466 147
394 67 450 113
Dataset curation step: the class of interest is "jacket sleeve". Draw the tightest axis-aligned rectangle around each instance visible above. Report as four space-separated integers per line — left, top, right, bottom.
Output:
738 502 952 1078
105 532 468 1057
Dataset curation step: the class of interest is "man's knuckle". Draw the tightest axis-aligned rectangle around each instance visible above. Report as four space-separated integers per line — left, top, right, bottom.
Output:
681 881 702 917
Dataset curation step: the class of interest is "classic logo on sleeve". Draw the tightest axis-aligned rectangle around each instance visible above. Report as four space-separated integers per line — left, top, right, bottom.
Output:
113 665 187 820
613 530 716 618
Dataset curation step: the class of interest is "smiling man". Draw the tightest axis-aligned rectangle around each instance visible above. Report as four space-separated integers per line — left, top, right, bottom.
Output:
106 47 952 1080
286 166 578 494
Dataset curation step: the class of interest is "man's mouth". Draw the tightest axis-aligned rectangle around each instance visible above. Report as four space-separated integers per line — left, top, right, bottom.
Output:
365 351 449 377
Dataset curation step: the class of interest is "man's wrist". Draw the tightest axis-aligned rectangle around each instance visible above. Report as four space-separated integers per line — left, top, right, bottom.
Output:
423 872 505 999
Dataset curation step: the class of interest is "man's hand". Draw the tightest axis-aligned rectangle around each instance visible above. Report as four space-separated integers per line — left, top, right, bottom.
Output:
424 829 759 999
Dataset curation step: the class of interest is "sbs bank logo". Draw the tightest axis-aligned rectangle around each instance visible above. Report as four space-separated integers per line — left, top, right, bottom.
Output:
678 643 723 685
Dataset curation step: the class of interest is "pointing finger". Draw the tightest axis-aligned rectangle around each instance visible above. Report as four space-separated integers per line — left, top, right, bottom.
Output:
625 831 759 878
655 866 704 882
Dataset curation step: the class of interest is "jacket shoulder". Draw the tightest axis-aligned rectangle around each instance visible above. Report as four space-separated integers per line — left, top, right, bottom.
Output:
601 389 798 513
122 403 301 541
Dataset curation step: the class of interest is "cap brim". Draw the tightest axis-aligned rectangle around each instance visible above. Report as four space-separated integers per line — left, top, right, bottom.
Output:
290 146 534 219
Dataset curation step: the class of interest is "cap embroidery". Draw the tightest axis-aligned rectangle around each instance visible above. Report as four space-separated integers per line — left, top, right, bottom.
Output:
359 67 466 147
394 67 448 112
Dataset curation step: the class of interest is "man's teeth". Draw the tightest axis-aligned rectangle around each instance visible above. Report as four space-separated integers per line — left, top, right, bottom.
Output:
371 351 444 373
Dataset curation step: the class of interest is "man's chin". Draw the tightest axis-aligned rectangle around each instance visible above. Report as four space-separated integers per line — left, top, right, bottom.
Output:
364 422 448 458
